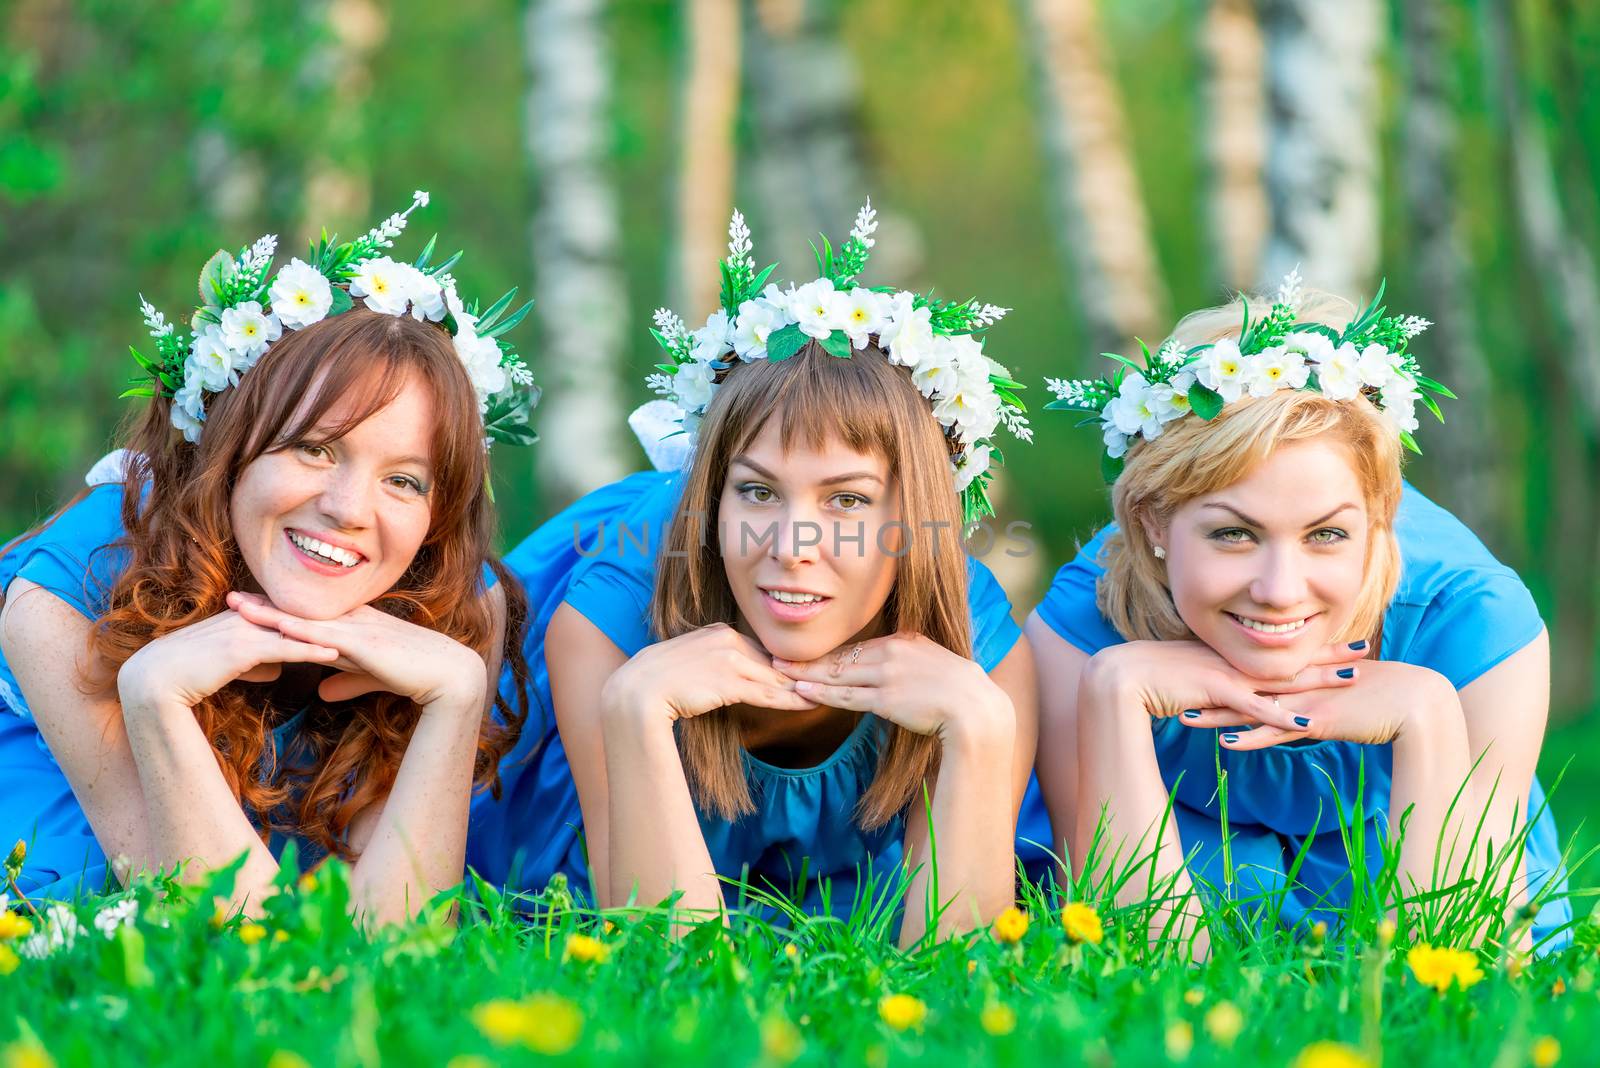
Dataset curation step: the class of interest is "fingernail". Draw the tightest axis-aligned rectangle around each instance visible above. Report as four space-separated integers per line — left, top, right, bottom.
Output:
1294 715 1311 727
1221 733 1239 744
1183 710 1202 719
1337 667 1355 679
793 680 812 692
1347 640 1368 652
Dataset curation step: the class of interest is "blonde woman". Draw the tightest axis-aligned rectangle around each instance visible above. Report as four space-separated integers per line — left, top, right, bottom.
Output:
1031 283 1568 951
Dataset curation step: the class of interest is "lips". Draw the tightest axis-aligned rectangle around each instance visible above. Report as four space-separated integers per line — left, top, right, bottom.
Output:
759 586 831 624
1226 610 1316 647
285 529 367 574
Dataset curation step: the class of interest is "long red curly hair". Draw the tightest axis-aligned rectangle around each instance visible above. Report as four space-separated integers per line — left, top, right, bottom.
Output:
63 306 527 859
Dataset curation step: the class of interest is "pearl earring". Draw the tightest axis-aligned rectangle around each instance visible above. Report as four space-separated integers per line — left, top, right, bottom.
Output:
1153 545 1166 560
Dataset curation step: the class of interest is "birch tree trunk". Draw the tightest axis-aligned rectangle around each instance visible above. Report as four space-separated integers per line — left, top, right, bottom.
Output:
1483 0 1600 716
1259 0 1380 296
300 0 388 233
1200 0 1268 293
1023 0 1168 358
1398 0 1503 543
675 0 742 320
742 0 868 271
526 0 632 504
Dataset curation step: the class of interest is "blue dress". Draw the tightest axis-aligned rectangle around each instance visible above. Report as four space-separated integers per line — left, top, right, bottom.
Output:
0 485 318 898
466 470 1047 913
1034 483 1572 947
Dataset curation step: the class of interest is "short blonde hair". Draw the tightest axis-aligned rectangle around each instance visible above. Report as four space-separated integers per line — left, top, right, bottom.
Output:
1097 291 1404 645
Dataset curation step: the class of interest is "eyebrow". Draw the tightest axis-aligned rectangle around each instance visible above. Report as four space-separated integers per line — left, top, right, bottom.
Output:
730 455 885 487
1199 502 1358 529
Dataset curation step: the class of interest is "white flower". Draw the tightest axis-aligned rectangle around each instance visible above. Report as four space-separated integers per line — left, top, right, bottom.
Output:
189 325 238 392
788 278 845 340
171 362 208 442
672 359 717 411
691 309 735 363
268 259 334 330
1247 345 1311 397
139 296 175 339
1149 371 1196 423
1102 422 1131 460
18 903 82 959
726 209 754 272
1275 266 1304 309
412 189 430 208
931 341 1002 440
445 282 479 336
1281 331 1335 365
840 288 886 349
1377 375 1421 433
396 263 446 322
848 199 878 249
732 296 788 359
1356 343 1403 390
953 444 992 493
348 256 413 316
1311 340 1362 401
1106 372 1164 439
219 301 282 366
93 898 138 939
878 291 935 367
454 330 507 401
909 333 959 398
1195 337 1249 402
1398 315 1432 339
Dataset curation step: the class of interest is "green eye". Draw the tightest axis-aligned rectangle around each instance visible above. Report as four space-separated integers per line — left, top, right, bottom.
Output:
1309 528 1349 544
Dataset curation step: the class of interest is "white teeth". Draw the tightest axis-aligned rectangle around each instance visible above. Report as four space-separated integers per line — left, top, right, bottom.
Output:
767 589 824 605
289 531 360 568
1233 613 1307 635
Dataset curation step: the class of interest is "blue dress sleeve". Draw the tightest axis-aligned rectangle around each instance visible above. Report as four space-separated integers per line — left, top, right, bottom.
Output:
1392 571 1545 689
6 485 128 620
1032 523 1126 655
966 556 1021 672
561 472 683 658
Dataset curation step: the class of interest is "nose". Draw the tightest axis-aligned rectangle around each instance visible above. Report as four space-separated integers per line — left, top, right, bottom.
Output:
1249 543 1310 610
317 465 375 532
768 504 824 568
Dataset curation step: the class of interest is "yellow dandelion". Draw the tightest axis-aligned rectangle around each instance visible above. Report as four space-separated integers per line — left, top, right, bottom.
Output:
1290 1041 1373 1068
878 994 927 1033
1376 919 1396 948
0 945 19 976
273 929 291 944
991 906 1029 944
237 923 268 946
0 913 31 941
472 995 583 1055
1531 1036 1562 1068
264 1053 310 1068
297 872 318 893
1203 1001 1244 1048
1165 1020 1194 1061
979 1003 1016 1037
967 959 977 975
1406 944 1484 994
563 933 611 965
784 943 799 960
3 840 24 872
760 1015 804 1064
1183 987 1204 1007
1552 977 1567 997
1 1043 54 1068
1061 902 1104 945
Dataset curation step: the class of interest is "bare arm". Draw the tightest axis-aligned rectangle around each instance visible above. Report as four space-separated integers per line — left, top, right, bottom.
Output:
1024 611 1087 867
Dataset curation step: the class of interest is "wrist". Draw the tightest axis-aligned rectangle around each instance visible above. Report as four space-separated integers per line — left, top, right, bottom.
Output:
1077 645 1147 722
938 692 1015 758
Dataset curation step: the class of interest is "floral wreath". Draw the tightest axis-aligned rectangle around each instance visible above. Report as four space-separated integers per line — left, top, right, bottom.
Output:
1043 270 1454 481
126 190 539 448
645 201 1032 527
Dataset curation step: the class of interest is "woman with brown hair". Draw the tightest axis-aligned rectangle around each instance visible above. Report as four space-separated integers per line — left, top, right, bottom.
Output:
491 206 1037 946
0 194 537 924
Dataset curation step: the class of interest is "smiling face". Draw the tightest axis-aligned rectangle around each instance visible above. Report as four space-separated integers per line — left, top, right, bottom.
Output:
1149 436 1370 680
717 416 901 663
229 371 437 620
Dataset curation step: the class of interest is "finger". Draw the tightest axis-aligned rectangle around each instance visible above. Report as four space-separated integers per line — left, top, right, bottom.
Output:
1217 683 1310 732
1252 663 1361 695
247 635 341 667
790 679 875 712
319 671 388 703
1177 708 1258 729
741 684 820 712
1304 640 1373 667
1219 724 1308 751
769 656 881 688
238 664 283 684
230 594 306 632
226 590 272 610
273 616 355 655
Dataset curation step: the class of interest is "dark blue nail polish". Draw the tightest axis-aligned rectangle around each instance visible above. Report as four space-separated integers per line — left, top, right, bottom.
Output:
1294 715 1311 727
1337 667 1355 679
1347 640 1368 652
1183 710 1202 719
1222 733 1239 744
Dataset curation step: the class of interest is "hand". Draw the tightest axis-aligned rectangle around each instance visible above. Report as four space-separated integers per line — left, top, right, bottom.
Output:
771 631 1011 741
1084 639 1367 734
117 602 341 714
601 622 820 724
228 592 487 711
1180 655 1456 751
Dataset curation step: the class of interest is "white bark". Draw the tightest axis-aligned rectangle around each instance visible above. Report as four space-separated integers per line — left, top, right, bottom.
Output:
300 0 388 231
526 0 632 502
675 0 742 320
1023 0 1168 356
1200 0 1268 292
1259 0 1381 297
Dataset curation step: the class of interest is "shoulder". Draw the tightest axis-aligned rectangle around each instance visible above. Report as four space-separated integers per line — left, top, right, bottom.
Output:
1032 522 1124 656
2 484 131 620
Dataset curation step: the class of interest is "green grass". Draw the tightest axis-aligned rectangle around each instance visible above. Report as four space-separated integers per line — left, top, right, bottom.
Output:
2 779 1597 1068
